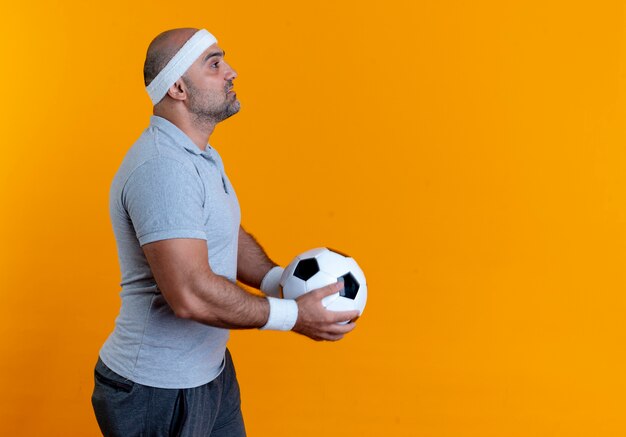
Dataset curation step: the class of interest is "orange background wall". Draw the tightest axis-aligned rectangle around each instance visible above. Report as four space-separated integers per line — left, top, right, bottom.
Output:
2 1 626 436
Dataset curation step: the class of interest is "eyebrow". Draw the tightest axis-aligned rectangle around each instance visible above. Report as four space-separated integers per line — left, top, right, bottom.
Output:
202 50 225 63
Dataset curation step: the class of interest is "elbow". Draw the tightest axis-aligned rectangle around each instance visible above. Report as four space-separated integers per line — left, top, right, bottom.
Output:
172 304 195 320
161 270 220 324
168 290 216 324
173 302 219 326
164 287 200 320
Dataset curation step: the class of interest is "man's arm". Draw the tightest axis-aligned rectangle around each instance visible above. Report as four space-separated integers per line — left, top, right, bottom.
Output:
144 238 268 328
142 237 359 340
237 226 276 289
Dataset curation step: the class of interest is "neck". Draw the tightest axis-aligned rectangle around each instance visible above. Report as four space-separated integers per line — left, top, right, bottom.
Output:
154 107 217 151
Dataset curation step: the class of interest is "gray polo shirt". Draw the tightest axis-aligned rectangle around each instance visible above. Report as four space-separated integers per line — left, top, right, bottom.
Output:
99 115 241 388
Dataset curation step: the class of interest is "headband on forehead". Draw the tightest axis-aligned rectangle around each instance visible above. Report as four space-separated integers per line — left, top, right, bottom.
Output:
146 29 217 105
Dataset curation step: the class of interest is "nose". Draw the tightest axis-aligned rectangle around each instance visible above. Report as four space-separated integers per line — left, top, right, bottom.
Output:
225 61 237 81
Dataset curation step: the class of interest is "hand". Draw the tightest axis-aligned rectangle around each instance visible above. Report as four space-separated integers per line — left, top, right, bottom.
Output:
292 282 360 341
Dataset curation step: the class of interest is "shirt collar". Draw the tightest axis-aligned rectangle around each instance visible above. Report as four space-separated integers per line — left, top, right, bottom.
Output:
150 115 214 157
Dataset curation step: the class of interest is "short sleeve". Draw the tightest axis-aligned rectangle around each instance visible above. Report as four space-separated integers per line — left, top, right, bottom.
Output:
122 157 207 246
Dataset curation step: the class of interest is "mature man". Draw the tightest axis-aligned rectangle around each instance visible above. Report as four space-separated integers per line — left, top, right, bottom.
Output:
91 28 359 436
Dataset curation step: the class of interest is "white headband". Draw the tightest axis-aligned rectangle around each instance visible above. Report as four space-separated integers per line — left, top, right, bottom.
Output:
146 29 217 105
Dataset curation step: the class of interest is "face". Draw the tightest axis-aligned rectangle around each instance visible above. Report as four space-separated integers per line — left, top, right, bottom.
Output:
182 44 240 123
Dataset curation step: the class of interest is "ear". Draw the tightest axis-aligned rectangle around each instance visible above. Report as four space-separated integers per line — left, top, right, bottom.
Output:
166 79 186 101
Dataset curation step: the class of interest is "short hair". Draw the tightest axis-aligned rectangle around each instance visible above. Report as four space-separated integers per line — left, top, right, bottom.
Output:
143 43 179 87
143 29 197 87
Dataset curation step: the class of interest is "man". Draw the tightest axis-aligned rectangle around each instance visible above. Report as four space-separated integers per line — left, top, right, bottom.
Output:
91 28 359 436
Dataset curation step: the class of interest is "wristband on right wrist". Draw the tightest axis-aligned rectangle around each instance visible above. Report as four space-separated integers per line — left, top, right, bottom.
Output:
259 297 298 331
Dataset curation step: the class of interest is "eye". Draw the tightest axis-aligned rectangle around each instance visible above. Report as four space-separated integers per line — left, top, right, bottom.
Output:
211 60 220 69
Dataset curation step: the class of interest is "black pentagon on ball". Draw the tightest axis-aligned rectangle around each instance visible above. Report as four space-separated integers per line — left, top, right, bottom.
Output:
338 272 360 300
294 258 320 281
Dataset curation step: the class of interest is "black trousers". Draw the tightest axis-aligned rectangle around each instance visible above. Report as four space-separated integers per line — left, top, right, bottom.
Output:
91 349 246 437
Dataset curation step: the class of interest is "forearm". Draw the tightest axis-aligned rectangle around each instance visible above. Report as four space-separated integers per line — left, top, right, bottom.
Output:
237 226 278 289
177 268 270 329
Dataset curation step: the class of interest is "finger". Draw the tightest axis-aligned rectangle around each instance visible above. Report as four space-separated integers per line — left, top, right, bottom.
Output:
328 309 360 323
319 331 345 341
326 321 357 335
311 281 344 298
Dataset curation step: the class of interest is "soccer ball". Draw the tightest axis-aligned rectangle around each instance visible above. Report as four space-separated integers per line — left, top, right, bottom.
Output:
280 247 367 317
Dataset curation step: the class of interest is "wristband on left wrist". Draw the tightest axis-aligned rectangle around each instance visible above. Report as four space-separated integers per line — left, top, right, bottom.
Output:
260 266 284 298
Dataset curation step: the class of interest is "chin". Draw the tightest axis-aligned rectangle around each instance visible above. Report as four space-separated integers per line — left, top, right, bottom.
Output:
218 102 241 122
228 100 241 116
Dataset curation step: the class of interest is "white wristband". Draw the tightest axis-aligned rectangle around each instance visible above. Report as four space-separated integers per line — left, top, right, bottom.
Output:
260 297 298 331
260 266 284 298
